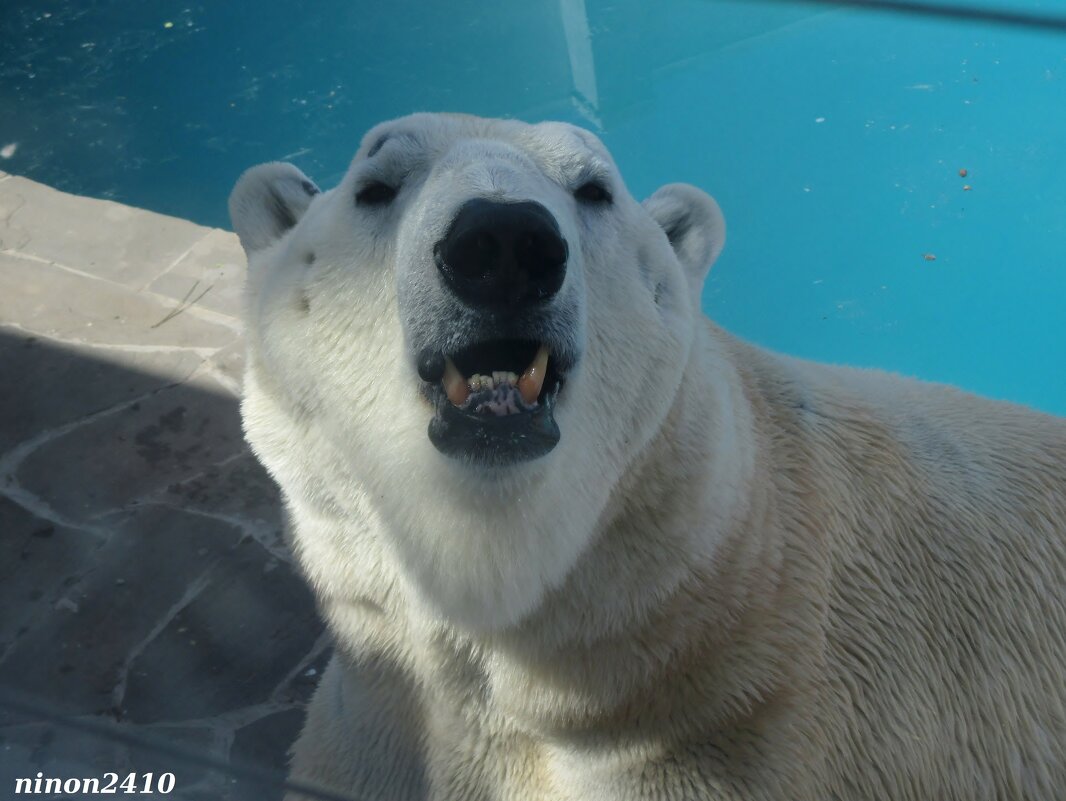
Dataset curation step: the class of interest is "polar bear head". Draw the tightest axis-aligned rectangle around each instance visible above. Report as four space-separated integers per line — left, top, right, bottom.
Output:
231 113 725 631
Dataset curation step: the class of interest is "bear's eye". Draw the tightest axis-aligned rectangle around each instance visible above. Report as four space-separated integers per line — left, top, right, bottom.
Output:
356 181 398 206
574 181 612 205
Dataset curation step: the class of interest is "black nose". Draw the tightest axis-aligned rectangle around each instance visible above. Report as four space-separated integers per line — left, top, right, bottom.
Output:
434 199 568 310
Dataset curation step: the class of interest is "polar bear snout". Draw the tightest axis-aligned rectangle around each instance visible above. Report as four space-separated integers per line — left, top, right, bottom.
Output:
412 194 580 467
434 198 569 311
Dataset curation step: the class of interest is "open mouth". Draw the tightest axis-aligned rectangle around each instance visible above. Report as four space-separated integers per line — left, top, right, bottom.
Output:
422 338 566 465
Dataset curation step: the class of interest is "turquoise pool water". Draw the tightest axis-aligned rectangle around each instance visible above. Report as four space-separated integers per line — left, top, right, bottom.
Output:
2 0 1063 413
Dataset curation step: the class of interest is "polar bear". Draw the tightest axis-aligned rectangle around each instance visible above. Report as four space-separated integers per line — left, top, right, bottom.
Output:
229 113 1066 801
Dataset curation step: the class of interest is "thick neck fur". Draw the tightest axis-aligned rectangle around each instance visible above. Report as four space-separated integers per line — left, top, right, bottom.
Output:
383 323 824 759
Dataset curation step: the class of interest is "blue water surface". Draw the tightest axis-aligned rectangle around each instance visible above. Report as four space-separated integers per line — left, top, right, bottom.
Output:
1 0 1063 413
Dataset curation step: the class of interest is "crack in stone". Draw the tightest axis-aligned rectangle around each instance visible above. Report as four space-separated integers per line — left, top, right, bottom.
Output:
0 193 30 251
128 501 294 566
0 358 237 534
1 245 125 286
0 700 300 797
111 570 214 713
1 247 243 335
0 321 218 358
141 699 305 735
205 724 238 796
0 349 248 477
0 483 111 541
137 229 214 292
0 375 192 474
1 191 26 225
271 631 332 703
87 451 292 563
92 451 244 517
199 357 242 396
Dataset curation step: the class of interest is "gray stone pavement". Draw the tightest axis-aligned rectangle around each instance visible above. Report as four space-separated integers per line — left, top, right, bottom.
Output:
0 170 328 800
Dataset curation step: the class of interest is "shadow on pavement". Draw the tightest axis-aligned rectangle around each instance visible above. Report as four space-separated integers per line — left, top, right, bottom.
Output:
0 329 331 801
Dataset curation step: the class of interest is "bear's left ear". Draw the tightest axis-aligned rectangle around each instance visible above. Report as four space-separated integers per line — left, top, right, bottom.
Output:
643 183 726 295
229 162 320 255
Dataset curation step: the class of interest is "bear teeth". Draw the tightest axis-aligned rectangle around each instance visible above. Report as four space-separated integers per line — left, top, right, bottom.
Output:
469 372 519 392
517 345 549 405
441 345 550 409
443 357 470 406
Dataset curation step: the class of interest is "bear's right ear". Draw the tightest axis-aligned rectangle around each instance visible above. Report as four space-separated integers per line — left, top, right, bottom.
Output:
643 183 726 296
228 163 320 255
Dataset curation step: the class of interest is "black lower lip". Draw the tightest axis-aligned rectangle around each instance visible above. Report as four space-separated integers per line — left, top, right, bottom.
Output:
427 388 561 466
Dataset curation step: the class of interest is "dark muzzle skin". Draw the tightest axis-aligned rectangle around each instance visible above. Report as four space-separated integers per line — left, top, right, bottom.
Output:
428 388 561 466
434 199 568 311
421 198 572 466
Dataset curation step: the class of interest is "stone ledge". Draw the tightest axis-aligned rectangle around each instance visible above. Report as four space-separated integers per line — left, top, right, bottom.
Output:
0 176 216 290
0 176 322 801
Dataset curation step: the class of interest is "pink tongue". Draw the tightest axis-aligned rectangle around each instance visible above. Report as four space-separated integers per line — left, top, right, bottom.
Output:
463 384 538 416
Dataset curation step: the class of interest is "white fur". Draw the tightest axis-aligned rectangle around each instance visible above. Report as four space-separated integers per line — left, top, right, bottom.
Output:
231 113 1066 800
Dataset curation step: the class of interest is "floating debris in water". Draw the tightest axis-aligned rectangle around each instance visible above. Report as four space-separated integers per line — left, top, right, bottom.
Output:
959 168 968 177
164 21 174 28
963 185 972 191
0 143 16 159
923 253 937 261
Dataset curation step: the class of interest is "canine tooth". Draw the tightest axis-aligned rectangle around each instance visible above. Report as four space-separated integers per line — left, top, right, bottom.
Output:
518 345 549 405
507 371 518 385
443 358 470 406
